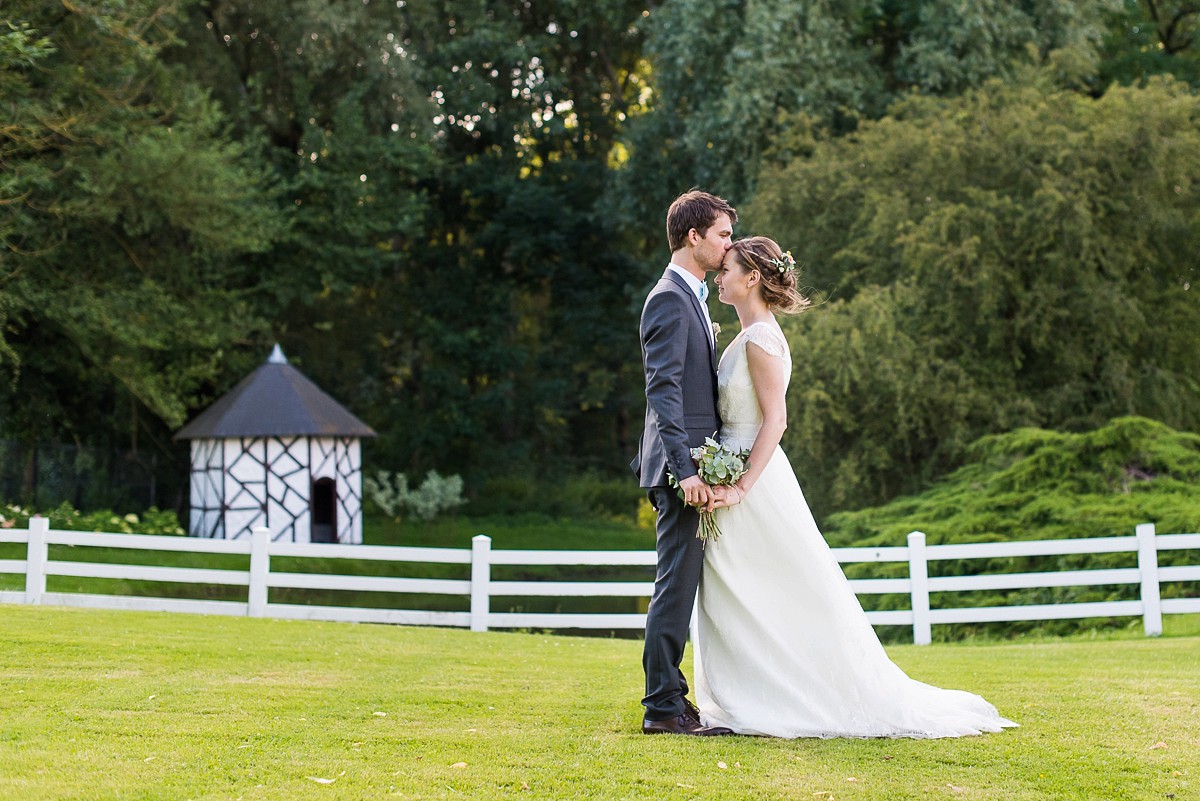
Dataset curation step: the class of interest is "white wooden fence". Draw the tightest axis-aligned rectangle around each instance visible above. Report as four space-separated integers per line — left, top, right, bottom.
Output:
2 518 1198 644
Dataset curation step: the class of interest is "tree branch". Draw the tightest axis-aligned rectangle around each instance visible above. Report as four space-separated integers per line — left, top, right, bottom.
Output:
1162 5 1200 54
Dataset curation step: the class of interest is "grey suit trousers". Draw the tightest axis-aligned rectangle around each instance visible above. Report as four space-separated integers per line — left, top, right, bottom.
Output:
642 486 704 719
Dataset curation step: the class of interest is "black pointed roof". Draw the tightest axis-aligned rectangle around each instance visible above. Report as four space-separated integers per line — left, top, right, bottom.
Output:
174 346 376 440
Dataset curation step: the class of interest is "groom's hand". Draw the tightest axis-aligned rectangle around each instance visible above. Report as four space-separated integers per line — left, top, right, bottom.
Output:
678 475 712 508
705 485 733 512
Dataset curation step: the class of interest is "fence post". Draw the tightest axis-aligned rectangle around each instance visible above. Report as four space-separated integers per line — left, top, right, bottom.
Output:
1136 523 1162 637
908 531 932 645
24 516 49 605
471 535 491 632
248 526 270 618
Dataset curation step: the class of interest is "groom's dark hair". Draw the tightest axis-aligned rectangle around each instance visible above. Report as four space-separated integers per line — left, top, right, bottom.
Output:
666 189 738 252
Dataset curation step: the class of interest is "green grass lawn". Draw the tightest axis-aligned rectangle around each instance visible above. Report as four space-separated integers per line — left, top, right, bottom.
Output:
2 607 1197 800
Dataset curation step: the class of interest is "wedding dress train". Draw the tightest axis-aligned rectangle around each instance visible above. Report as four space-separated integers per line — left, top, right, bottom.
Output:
694 322 1016 738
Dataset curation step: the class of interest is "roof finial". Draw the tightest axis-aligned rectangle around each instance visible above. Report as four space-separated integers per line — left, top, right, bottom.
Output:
268 344 288 365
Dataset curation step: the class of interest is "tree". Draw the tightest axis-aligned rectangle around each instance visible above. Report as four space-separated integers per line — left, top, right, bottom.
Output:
1101 0 1200 87
610 0 1119 248
749 76 1200 516
374 1 653 476
0 1 283 505
173 1 652 481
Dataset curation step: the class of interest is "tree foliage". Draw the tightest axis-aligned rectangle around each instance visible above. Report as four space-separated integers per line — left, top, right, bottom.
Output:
753 76 1200 515
611 0 1119 240
0 1 282 499
825 416 1200 547
1101 0 1200 87
168 0 651 479
2 1 1199 525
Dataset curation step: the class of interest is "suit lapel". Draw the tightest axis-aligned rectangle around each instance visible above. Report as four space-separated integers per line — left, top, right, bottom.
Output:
662 270 716 365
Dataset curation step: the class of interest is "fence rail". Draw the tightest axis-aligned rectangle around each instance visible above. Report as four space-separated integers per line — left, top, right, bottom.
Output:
2 518 1198 643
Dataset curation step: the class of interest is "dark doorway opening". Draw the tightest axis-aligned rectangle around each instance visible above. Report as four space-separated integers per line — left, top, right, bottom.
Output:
311 477 337 543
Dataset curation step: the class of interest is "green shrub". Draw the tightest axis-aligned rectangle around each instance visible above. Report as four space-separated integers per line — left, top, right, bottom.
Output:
1 501 185 535
827 417 1200 641
363 470 466 522
826 416 1200 548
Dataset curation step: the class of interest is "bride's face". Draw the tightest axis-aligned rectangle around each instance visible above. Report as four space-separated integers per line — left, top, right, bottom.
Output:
715 251 757 306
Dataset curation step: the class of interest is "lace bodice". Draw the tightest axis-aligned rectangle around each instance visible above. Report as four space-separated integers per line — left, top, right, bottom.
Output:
717 322 791 449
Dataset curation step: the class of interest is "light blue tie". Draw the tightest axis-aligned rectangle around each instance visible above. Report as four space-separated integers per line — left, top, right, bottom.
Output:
697 282 714 349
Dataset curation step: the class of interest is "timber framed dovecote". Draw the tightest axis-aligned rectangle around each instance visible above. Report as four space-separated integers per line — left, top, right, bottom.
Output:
174 346 376 544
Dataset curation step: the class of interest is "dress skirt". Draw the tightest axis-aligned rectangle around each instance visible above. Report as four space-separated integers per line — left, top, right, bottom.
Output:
694 445 1017 739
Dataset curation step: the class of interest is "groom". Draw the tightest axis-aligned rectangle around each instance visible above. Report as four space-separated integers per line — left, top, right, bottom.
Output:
631 189 736 736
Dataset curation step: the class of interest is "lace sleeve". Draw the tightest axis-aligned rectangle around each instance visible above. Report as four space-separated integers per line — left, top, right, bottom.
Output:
742 323 788 359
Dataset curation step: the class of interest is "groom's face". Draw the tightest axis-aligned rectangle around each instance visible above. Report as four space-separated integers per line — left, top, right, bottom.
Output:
693 213 734 272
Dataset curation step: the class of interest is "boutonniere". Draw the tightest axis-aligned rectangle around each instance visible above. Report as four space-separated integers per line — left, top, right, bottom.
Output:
711 322 721 341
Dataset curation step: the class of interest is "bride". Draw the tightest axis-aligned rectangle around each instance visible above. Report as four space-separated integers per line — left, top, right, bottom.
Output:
696 236 1017 738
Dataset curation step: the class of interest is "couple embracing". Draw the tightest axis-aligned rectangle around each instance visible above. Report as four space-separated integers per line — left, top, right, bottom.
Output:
632 190 1017 739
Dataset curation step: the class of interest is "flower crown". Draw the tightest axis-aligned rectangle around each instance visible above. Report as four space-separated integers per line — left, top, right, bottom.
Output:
766 250 797 275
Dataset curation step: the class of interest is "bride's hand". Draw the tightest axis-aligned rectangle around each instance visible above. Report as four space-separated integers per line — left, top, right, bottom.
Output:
705 484 744 513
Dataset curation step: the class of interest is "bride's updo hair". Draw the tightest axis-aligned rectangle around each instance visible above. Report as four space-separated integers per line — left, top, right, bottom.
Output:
729 236 810 315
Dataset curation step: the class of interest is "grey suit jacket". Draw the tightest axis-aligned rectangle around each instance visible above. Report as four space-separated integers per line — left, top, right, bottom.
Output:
631 269 720 489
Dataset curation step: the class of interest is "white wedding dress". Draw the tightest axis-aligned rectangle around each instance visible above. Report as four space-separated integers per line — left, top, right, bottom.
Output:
694 322 1017 738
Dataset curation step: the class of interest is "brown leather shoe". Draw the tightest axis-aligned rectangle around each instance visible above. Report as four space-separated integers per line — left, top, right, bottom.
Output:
642 714 733 736
680 697 702 724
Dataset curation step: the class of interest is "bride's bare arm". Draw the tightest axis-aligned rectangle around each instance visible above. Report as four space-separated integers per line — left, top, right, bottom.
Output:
735 339 788 494
708 338 787 510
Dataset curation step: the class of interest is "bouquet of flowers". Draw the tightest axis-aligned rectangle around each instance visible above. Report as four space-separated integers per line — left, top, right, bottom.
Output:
668 436 750 543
